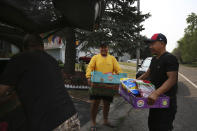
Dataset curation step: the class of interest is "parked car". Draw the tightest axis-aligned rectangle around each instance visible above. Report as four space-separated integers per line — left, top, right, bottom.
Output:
136 57 152 78
79 54 93 64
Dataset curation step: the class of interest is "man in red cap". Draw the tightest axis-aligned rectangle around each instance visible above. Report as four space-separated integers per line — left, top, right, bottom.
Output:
138 33 179 131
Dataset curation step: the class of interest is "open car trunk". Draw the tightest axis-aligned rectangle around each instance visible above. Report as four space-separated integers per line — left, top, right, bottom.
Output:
0 58 10 75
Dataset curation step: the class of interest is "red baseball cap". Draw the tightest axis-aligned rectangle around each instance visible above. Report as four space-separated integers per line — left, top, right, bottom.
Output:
145 33 167 44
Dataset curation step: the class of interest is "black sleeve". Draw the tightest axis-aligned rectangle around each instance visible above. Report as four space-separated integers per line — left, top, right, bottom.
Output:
165 54 179 72
0 54 27 86
149 57 155 71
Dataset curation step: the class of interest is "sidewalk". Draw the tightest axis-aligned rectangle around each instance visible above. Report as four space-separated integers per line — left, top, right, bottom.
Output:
80 97 149 131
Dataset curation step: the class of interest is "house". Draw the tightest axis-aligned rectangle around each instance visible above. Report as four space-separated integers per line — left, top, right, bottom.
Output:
44 37 131 63
44 36 65 63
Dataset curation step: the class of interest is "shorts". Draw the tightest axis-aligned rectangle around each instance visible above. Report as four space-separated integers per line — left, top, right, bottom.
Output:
148 97 177 131
53 113 80 131
90 95 113 103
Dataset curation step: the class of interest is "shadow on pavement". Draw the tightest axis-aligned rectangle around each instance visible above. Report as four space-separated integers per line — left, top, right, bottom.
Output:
174 96 197 131
174 82 197 131
177 82 191 96
72 98 91 126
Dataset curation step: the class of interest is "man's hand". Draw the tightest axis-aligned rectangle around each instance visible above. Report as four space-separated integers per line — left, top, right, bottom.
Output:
0 85 17 106
147 91 160 105
147 71 178 106
0 91 18 106
0 85 10 97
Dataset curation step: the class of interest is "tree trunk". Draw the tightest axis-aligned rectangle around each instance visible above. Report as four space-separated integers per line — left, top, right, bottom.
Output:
64 28 76 75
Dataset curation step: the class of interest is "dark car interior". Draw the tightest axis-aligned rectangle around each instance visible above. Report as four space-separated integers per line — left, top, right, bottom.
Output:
0 58 9 75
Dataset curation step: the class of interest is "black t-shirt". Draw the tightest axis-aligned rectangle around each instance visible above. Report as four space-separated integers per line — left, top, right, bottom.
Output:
149 52 179 97
0 50 76 131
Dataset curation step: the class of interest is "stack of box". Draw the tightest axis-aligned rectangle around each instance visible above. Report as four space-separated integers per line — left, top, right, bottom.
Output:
90 71 127 96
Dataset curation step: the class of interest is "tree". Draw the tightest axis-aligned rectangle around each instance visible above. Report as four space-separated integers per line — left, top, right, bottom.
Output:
47 0 150 76
172 47 182 63
63 28 76 75
139 36 151 59
76 0 150 58
174 12 197 64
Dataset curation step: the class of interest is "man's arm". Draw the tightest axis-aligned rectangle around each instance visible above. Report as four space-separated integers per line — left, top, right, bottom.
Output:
86 56 96 78
137 69 151 80
112 57 122 74
0 85 13 105
147 71 178 105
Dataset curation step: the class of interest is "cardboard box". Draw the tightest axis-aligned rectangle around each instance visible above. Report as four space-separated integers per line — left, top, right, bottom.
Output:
91 83 119 89
89 84 119 96
91 71 127 84
119 85 170 109
89 71 127 96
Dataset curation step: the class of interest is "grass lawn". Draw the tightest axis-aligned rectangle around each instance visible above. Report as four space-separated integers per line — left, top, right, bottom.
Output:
183 62 197 68
122 68 136 78
119 62 136 67
119 62 136 78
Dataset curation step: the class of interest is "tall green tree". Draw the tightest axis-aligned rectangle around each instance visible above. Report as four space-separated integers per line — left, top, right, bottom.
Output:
77 0 150 58
58 0 150 76
43 0 150 76
174 12 197 63
172 47 182 63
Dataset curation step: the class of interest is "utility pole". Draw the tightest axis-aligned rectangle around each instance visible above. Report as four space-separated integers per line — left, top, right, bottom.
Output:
136 0 140 72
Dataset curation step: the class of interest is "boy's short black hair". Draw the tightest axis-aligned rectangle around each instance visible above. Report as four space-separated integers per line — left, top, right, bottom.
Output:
23 34 43 49
100 42 108 48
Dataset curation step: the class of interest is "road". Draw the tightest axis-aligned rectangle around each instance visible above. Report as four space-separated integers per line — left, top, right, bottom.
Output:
174 65 197 131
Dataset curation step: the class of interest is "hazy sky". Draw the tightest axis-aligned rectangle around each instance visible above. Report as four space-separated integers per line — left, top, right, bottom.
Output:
140 0 197 52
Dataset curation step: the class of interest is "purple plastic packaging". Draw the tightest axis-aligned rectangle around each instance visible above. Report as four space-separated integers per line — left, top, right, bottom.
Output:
119 85 170 109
